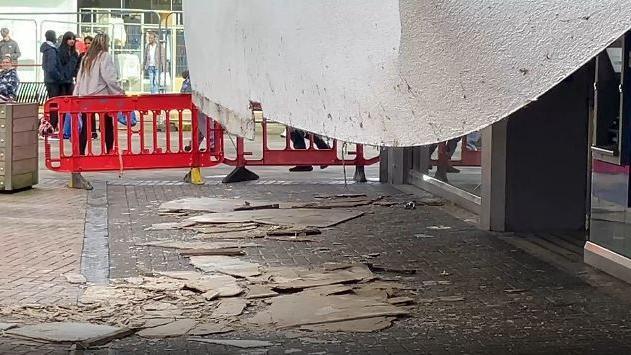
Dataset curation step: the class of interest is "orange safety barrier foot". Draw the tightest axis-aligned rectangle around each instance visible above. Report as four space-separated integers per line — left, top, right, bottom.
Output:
222 167 259 184
69 173 93 190
353 166 367 183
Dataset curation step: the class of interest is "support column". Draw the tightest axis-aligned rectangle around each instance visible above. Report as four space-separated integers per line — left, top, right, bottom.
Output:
383 147 412 185
480 65 592 233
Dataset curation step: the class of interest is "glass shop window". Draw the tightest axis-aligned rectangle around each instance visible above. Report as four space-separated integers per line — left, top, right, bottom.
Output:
593 33 631 165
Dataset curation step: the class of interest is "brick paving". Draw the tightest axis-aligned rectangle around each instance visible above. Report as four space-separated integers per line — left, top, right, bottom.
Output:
100 181 631 353
3 173 631 353
0 181 86 306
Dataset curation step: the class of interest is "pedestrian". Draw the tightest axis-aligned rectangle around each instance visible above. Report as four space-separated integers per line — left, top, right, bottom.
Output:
289 129 331 172
0 28 20 61
58 31 80 96
79 35 98 139
428 137 461 174
0 54 19 102
79 35 93 59
143 31 165 94
41 30 64 136
73 33 125 155
180 69 209 151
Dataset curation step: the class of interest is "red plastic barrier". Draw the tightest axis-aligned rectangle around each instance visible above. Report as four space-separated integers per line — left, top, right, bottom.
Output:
224 119 379 168
432 136 481 167
44 94 224 173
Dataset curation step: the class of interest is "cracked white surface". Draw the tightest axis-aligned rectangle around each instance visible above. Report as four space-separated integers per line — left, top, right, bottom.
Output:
184 0 631 146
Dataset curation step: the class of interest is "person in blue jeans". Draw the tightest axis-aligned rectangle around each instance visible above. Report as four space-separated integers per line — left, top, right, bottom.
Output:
143 31 165 94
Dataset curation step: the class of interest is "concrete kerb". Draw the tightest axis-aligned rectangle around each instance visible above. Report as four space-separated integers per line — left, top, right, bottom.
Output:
80 181 110 284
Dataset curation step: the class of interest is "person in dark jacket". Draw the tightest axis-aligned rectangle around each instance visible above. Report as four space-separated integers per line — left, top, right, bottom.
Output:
0 55 18 101
41 30 63 133
58 31 80 95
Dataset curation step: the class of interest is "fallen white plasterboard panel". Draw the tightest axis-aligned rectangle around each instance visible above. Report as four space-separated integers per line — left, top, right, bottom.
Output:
5 322 121 343
187 209 364 228
188 323 234 336
189 256 262 278
137 240 259 250
212 298 247 317
189 338 275 348
137 319 197 338
301 316 396 333
184 0 631 146
160 197 276 213
248 292 408 330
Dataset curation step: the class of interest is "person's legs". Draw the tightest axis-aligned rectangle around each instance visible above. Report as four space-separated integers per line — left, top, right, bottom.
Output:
289 129 312 171
445 137 461 173
60 83 73 96
198 113 207 143
290 129 306 149
446 137 460 159
45 83 62 129
104 114 115 153
91 114 98 139
312 134 330 150
148 66 158 94
79 113 88 155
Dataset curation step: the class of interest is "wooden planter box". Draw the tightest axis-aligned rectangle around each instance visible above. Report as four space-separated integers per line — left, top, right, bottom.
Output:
0 103 39 191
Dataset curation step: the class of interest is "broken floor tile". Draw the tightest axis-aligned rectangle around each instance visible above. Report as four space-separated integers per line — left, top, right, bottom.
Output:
160 197 278 214
189 256 262 278
187 208 364 228
188 323 234 336
300 316 396 333
63 273 87 284
246 285 279 299
189 338 275 348
0 323 19 331
212 298 247 317
136 319 197 338
5 322 121 343
248 292 408 331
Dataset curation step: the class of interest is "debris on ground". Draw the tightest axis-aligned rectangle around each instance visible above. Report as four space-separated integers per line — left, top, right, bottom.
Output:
0 194 431 347
188 338 275 348
189 256 262 278
404 201 416 210
0 323 19 331
188 209 365 228
188 323 234 336
428 225 452 230
212 299 247 317
248 291 408 331
266 226 321 237
4 322 122 343
63 273 87 284
290 196 382 209
144 221 197 231
159 197 279 214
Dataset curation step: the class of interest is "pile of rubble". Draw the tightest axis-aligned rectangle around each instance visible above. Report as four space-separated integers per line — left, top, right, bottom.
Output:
0 194 438 348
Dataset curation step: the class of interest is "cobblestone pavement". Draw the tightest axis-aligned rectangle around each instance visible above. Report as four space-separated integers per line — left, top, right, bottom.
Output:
3 166 631 353
0 180 86 306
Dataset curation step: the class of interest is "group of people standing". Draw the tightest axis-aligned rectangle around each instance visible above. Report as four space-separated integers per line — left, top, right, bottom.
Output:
0 28 20 102
41 30 123 155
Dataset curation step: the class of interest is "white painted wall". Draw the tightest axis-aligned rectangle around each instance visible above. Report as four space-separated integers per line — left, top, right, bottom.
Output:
0 0 77 81
184 0 631 146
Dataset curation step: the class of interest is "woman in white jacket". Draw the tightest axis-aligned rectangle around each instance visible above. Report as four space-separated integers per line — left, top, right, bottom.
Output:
73 33 124 155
